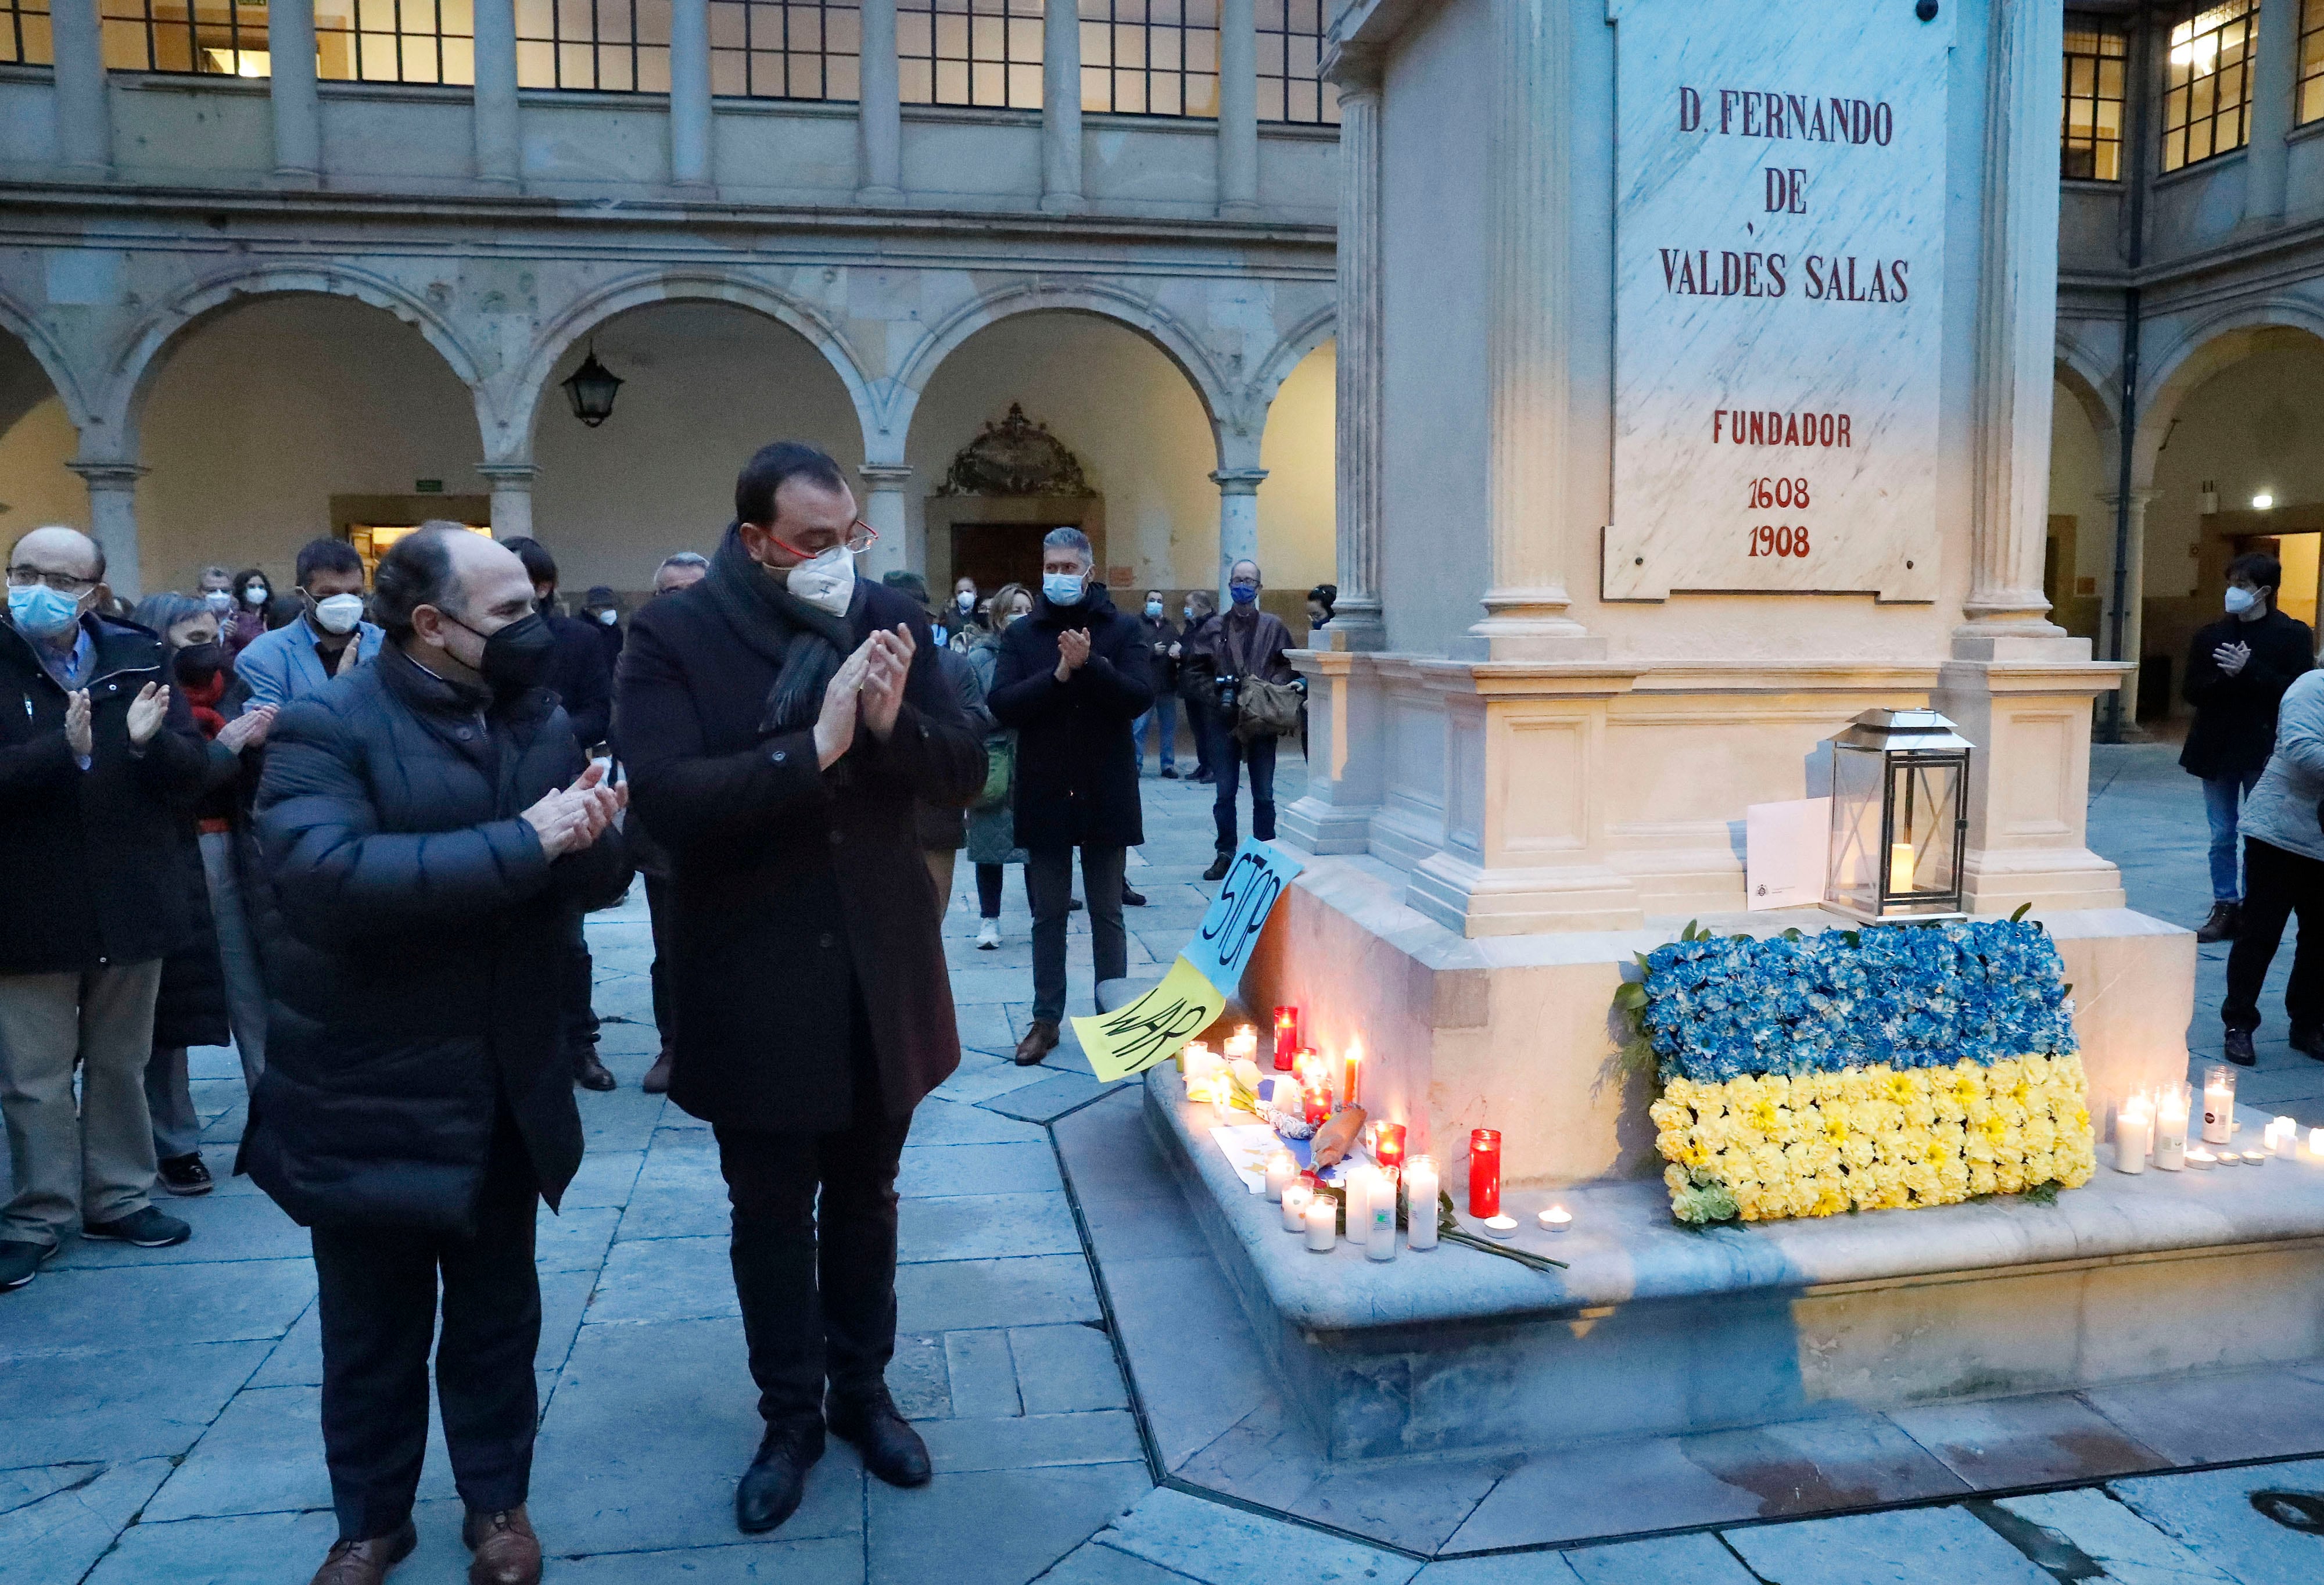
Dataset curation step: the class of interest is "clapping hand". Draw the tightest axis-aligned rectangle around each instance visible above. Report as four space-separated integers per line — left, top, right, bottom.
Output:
1055 628 1092 682
521 761 627 859
216 704 278 755
64 690 92 759
333 639 365 677
815 640 876 769
2215 640 2253 678
860 625 914 742
125 683 171 747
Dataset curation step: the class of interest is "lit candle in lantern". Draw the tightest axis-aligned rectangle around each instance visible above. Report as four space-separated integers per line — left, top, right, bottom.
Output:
1373 1123 1407 1174
1538 1204 1572 1232
1888 840 1916 894
1304 1193 1337 1251
2155 1083 2189 1171
1404 1156 1439 1250
2203 1064 2237 1145
1281 1179 1312 1233
1343 1039 1363 1108
1273 1006 1301 1070
1469 1128 1502 1219
2114 1093 2150 1175
1264 1150 1297 1202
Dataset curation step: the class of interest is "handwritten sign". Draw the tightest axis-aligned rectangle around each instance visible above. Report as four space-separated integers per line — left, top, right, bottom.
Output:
1072 956 1229 1084
1185 838 1305 998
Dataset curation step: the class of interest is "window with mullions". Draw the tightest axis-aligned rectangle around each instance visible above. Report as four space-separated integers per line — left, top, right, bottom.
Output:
99 0 272 75
2 0 51 64
2161 0 2255 173
2061 13 2126 180
709 0 859 99
2300 0 2324 126
897 0 1042 109
1256 0 1332 125
1079 0 1216 118
515 0 670 92
314 0 476 85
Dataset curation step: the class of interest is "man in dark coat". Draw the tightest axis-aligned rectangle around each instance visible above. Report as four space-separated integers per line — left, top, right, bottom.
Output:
2182 548 2315 944
0 527 210 1293
1132 587 1181 777
615 442 985 1537
1192 558 1299 881
988 528 1154 1064
247 526 629 1585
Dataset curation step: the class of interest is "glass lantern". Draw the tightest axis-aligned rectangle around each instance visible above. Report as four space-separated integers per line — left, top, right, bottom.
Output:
1824 708 1972 921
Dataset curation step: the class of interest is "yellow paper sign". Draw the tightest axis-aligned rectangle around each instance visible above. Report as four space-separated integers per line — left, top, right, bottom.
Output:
1072 955 1228 1084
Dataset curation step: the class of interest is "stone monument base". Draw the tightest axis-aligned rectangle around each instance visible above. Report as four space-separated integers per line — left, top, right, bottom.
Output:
1149 1070 2324 1463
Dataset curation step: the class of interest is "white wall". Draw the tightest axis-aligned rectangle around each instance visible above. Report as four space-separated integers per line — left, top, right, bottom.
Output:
0 400 85 548
1257 339 1337 594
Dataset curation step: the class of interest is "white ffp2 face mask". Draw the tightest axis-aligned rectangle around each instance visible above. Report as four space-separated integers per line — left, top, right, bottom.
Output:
786 545 856 616
312 593 365 635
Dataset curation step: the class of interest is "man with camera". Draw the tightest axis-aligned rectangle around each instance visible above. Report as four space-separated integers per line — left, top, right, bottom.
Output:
1189 560 1299 883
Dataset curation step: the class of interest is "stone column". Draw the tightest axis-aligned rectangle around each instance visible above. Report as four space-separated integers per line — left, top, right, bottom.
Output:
2097 486 2158 715
1215 0 1260 218
669 0 713 188
472 0 522 187
1323 44 1385 652
2244 0 2301 225
52 0 109 175
1469 0 1596 659
1213 467 1265 595
1959 0 2067 641
478 462 536 540
267 0 322 185
1040 0 1085 214
69 462 146 601
856 0 903 201
858 462 912 582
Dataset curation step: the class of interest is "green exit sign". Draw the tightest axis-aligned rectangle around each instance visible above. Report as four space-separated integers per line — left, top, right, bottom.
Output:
415 479 444 494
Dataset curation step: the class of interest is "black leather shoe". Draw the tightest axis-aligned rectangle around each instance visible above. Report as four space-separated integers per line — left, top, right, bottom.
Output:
1122 888 1147 907
1203 852 1232 882
573 1052 616 1091
826 1386 932 1489
2225 1028 2258 1067
736 1419 824 1534
2197 902 2240 944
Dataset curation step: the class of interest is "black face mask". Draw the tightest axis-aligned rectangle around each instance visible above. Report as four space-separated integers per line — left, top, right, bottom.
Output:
174 642 225 686
447 610 558 694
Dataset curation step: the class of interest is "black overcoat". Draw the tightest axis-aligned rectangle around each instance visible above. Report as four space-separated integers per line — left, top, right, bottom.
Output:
988 588 1153 850
242 644 633 1233
0 615 209 975
2180 609 2315 781
615 562 987 1132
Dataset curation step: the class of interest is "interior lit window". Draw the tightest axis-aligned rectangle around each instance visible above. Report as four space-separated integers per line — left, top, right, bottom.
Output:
709 0 859 100
2300 0 2324 125
2061 13 2126 180
1078 0 1216 117
1255 0 1332 125
314 0 477 85
897 0 1042 109
2161 0 2255 173
1 0 52 64
99 0 272 76
514 0 671 92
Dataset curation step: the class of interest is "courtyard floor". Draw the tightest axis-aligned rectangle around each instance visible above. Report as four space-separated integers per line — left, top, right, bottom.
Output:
3 744 2323 1583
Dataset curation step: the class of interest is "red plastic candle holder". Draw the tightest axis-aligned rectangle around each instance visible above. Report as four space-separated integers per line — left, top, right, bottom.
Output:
1272 1007 1301 1070
1468 1128 1502 1218
1304 1085 1333 1126
1373 1123 1407 1172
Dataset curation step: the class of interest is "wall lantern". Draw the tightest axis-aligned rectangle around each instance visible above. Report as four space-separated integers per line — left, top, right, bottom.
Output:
562 345 623 428
1826 708 1972 921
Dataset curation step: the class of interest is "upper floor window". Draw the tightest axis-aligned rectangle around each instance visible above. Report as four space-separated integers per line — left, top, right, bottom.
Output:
2300 0 2324 125
2162 0 2255 173
1 0 49 64
898 0 1042 109
515 0 670 91
1081 0 1217 118
1256 0 1332 124
99 0 270 74
315 0 476 85
2061 13 2126 180
710 0 859 99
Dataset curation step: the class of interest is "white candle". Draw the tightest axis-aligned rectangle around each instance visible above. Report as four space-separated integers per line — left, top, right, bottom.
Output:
2274 1116 2300 1156
2114 1099 2150 1175
1365 1196 1397 1261
1483 1214 1520 1238
2203 1064 2236 1145
1281 1181 1312 1233
1265 1150 1297 1202
1304 1194 1337 1252
1539 1204 1573 1232
1888 840 1916 894
1342 1167 1375 1243
2155 1084 2189 1171
2311 1126 2324 1162
1405 1157 1439 1251
2187 1147 2218 1170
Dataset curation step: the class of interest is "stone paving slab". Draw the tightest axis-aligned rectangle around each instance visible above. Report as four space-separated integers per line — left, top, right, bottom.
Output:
1720 1505 2054 1584
0 1459 173 1585
898 1191 1082 1264
865 1461 1150 1585
2107 1457 2324 1584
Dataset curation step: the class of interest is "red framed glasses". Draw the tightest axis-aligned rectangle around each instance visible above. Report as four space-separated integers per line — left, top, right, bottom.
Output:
768 521 878 560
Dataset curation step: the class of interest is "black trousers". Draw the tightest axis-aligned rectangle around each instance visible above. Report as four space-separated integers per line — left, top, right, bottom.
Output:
714 1023 914 1429
1028 845 1127 1025
645 873 676 1042
974 862 1034 920
560 910 600 1063
311 1115 541 1543
2223 836 2324 1035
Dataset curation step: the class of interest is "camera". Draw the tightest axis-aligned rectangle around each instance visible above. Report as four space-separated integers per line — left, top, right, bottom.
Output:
1215 674 1239 713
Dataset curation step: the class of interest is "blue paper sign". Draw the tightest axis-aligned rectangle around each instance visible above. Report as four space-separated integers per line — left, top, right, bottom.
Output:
1185 838 1304 997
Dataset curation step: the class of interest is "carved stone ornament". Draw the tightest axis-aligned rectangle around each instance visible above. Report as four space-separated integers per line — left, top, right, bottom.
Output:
937 403 1092 497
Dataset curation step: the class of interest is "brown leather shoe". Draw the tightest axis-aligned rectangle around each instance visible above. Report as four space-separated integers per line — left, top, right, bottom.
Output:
461 1505 542 1585
642 1049 673 1094
1014 1020 1059 1066
307 1520 417 1585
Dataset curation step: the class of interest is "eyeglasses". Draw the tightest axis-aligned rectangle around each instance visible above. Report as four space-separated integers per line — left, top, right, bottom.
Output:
767 521 878 561
6 565 99 594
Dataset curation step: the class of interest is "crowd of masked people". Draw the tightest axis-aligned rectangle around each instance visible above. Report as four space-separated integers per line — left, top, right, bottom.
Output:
0 444 1318 1585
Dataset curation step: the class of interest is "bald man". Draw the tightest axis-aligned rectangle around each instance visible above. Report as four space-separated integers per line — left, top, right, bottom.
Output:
2 527 210 1293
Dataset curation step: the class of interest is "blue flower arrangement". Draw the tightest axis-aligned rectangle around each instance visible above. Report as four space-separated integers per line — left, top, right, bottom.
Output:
1631 919 2076 1085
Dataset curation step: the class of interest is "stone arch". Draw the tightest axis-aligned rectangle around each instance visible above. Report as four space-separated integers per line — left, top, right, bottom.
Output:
879 281 1235 466
501 269 878 467
2132 299 2324 487
2053 344 2120 482
1246 303 1336 446
0 285 95 435
100 262 489 458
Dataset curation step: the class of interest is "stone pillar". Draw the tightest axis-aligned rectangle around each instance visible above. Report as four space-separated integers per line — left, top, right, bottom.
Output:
1279 650 1384 854
2097 486 2158 713
856 0 903 201
478 462 536 540
1322 44 1384 652
858 462 912 582
669 0 713 188
69 462 146 601
1959 0 2066 640
1469 0 1596 660
1039 0 1084 214
267 0 322 185
2244 0 2301 225
52 0 109 175
472 0 522 187
1215 0 1260 218
1213 467 1265 596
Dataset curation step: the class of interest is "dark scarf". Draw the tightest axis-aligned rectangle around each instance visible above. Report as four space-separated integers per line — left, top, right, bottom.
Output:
705 524 858 736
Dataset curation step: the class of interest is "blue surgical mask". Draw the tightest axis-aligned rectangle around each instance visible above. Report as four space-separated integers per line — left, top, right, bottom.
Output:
1145 600 1163 618
2225 586 2260 616
1043 573 1086 607
7 581 83 641
1229 583 1258 606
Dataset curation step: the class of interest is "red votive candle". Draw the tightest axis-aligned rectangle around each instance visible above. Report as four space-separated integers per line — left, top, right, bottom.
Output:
1304 1085 1333 1126
1374 1123 1407 1172
1273 1007 1301 1070
1469 1128 1501 1218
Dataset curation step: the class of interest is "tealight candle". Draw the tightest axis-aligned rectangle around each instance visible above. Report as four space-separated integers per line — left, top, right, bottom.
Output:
2155 1083 2189 1171
1265 1150 1297 1203
1281 1179 1312 1232
1538 1204 1572 1232
1373 1123 1407 1173
1469 1128 1502 1218
1365 1196 1397 1261
2187 1147 2218 1170
1304 1193 1337 1251
2203 1064 2237 1145
1404 1156 1440 1251
2244 1149 2269 1166
2114 1095 2151 1175
1272 1006 1301 1070
1483 1214 1519 1239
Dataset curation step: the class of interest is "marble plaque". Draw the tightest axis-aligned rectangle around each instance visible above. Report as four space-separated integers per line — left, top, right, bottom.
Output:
1604 0 1951 601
